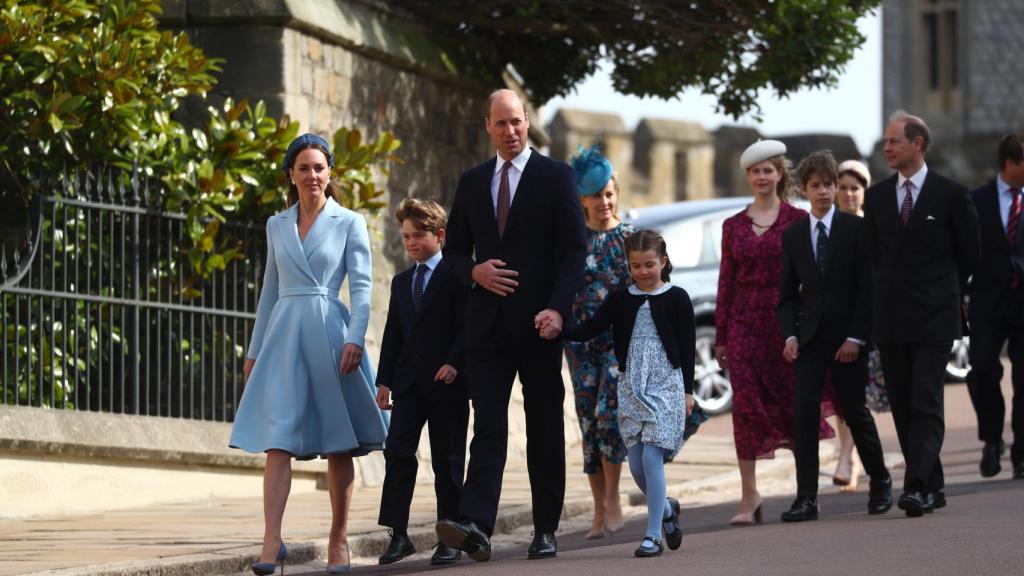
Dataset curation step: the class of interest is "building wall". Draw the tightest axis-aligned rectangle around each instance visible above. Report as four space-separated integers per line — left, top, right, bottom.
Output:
881 0 1024 184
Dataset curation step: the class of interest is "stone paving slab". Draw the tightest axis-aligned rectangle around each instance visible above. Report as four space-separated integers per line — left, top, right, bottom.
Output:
1 421 789 576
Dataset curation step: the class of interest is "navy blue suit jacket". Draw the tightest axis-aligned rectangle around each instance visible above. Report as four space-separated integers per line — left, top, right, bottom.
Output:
444 149 587 341
968 180 1024 322
376 258 467 399
862 170 980 343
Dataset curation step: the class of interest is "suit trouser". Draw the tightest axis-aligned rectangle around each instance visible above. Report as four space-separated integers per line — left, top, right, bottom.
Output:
459 318 566 535
378 382 470 531
793 338 888 498
877 341 950 493
967 310 1024 464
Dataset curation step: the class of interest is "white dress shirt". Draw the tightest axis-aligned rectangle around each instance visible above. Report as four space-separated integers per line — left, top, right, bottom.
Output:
996 175 1019 231
490 147 532 215
412 249 443 297
809 205 835 261
896 163 929 212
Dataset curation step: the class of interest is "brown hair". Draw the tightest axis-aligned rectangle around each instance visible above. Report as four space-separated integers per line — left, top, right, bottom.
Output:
998 133 1024 171
285 143 337 206
750 154 797 201
624 229 673 282
889 110 932 152
839 168 868 188
796 150 839 189
395 198 447 233
580 172 620 223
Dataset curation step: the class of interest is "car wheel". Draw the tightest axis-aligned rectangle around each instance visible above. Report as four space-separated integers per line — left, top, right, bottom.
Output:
946 337 970 383
693 325 732 415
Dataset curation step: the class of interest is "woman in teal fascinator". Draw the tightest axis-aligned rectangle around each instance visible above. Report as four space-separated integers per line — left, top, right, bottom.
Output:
564 144 633 538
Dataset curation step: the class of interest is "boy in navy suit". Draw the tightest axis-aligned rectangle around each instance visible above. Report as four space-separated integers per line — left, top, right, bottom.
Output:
376 199 469 566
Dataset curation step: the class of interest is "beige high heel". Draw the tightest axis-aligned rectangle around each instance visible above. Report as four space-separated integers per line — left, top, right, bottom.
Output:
729 498 764 526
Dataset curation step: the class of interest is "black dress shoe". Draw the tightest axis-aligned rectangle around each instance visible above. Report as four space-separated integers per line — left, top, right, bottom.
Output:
1014 462 1024 479
867 476 893 515
897 491 926 517
436 520 491 562
527 531 557 559
430 542 462 565
980 441 1005 478
780 496 819 522
634 536 664 558
928 490 946 510
378 530 415 565
663 496 683 551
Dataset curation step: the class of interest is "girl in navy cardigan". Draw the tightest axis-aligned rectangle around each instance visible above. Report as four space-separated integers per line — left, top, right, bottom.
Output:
538 229 702 557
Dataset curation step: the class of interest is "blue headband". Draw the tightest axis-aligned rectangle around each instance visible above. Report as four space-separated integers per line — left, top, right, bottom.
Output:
282 133 335 175
569 144 613 196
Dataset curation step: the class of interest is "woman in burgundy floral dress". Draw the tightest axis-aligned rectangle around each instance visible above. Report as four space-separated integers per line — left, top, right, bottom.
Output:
714 140 835 525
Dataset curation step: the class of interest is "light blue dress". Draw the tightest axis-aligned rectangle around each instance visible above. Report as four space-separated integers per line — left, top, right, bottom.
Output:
229 197 388 459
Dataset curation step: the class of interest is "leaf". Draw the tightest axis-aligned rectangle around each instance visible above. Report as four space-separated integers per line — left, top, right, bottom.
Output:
48 113 64 133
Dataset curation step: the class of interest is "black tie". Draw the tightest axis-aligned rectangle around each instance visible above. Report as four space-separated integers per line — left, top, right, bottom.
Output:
413 263 427 313
815 221 828 272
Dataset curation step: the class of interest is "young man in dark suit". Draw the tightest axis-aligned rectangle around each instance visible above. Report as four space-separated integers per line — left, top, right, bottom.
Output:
967 133 1024 480
375 199 469 566
778 151 892 522
862 112 980 516
435 89 587 561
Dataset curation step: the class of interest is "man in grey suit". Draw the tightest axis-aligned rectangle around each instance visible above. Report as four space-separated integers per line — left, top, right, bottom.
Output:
862 111 980 517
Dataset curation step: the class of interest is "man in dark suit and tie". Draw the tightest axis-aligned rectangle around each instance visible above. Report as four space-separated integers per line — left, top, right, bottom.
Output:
436 89 587 561
863 111 980 517
778 150 892 522
966 133 1024 480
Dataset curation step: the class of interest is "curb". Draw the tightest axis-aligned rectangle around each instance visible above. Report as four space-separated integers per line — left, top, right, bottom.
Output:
26 450 838 576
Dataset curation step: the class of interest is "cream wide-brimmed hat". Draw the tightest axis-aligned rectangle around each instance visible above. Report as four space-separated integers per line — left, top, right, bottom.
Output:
837 159 872 188
739 139 787 171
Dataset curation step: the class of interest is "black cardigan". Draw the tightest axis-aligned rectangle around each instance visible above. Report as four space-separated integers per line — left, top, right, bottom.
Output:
562 285 696 394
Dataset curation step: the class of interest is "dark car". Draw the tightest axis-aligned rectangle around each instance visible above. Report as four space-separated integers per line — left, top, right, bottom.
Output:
625 198 970 415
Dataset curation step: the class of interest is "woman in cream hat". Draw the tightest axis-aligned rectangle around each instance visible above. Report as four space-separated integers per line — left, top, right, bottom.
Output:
714 140 835 525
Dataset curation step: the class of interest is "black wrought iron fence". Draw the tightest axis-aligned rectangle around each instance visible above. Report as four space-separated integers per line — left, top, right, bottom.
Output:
1 168 266 422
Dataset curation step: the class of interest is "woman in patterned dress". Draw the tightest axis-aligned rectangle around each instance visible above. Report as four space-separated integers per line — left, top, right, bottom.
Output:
713 140 835 525
830 159 891 492
565 146 631 538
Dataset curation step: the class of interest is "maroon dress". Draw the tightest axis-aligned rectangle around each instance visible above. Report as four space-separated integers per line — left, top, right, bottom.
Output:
715 202 835 460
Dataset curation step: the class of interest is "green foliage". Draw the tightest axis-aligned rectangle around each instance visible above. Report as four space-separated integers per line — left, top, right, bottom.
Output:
390 0 881 119
0 0 401 280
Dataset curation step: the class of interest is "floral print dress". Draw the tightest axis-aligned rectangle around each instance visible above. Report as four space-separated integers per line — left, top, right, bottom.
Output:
564 223 632 473
715 202 835 460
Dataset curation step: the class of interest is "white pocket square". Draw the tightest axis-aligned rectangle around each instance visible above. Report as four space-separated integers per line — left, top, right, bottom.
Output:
926 215 936 221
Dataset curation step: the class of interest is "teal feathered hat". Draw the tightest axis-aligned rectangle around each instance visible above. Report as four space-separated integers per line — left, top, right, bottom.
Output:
570 144 613 196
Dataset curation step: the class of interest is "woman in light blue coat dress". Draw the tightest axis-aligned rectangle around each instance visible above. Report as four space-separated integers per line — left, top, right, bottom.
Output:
230 133 388 574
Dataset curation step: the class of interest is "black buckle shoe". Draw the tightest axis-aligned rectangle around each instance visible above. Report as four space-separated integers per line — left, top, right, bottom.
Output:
663 496 683 550
980 441 1005 478
378 530 415 565
527 531 557 559
436 520 491 562
430 542 462 565
634 536 664 557
780 496 819 522
867 476 893 515
897 491 926 517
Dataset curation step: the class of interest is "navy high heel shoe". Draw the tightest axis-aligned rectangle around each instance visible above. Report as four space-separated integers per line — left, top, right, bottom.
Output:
252 542 287 576
325 563 351 574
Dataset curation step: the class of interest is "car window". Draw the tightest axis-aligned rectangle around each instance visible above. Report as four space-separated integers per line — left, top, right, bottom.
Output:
659 218 703 269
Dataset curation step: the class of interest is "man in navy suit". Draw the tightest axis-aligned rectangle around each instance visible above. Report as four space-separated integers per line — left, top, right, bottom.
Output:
436 89 587 561
863 111 980 517
966 133 1024 480
375 199 469 566
778 151 892 522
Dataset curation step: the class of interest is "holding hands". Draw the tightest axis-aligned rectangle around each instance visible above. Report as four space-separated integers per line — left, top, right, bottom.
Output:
534 309 563 340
